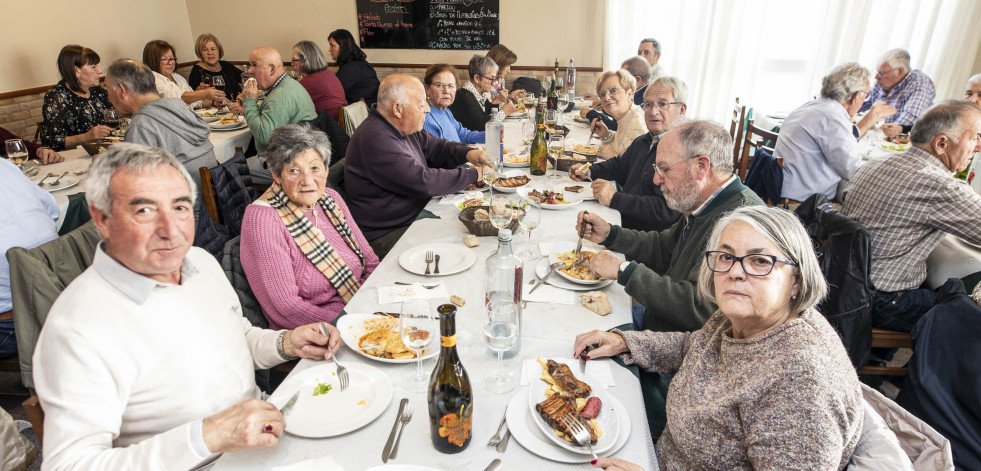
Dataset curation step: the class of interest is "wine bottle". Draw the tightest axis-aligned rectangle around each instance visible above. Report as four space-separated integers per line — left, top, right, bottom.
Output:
484 229 523 357
530 122 548 176
428 304 473 453
547 58 559 111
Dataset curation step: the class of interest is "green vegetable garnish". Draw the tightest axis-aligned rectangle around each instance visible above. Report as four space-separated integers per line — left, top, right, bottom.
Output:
312 382 333 396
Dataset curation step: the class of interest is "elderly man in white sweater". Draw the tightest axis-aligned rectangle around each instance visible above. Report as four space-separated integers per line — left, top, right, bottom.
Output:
33 143 341 470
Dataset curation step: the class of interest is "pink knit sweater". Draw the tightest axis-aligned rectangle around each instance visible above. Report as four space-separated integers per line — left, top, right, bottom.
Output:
240 189 379 330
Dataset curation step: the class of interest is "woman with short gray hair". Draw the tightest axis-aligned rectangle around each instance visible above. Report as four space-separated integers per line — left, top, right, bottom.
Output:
240 123 378 330
576 205 862 470
450 54 517 131
292 40 348 120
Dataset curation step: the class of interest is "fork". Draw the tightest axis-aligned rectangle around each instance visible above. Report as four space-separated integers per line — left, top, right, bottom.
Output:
388 402 413 460
487 410 508 447
561 414 598 460
424 251 434 275
320 323 349 391
394 281 442 290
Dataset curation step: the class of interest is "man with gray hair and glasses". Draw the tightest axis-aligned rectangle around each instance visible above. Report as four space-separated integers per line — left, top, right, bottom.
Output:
859 48 936 136
569 76 688 232
33 143 342 469
843 100 981 331
105 59 218 191
778 62 897 202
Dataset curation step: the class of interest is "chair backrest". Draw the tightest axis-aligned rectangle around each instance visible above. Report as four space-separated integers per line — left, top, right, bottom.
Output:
300 110 350 166
340 99 369 137
32 121 44 144
326 159 346 200
730 98 746 171
208 151 258 237
199 166 221 224
220 236 269 329
7 221 102 389
744 145 784 207
737 120 780 180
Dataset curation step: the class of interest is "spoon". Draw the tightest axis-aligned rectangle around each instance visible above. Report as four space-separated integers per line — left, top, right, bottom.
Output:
529 262 565 293
394 281 442 290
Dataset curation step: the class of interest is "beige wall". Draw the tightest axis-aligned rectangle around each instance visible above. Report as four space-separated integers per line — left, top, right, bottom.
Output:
0 0 194 92
186 0 604 69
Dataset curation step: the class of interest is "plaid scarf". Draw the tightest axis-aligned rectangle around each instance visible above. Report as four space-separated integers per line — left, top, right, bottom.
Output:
264 183 366 303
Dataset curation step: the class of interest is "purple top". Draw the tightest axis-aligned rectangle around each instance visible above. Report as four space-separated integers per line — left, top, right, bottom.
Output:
859 69 935 126
240 188 379 330
344 110 476 240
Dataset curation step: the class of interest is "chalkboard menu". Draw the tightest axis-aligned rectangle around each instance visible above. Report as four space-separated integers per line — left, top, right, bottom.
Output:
356 0 500 50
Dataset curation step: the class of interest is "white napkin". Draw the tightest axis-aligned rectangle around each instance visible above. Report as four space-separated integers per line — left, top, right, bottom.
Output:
271 455 344 471
378 283 448 304
440 194 463 205
520 358 616 388
522 281 575 304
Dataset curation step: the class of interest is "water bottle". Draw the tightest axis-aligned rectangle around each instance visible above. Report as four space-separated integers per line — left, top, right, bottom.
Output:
485 107 504 171
566 59 577 100
485 229 523 358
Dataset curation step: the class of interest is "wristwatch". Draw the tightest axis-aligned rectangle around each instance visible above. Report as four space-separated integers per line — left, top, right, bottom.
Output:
618 260 631 278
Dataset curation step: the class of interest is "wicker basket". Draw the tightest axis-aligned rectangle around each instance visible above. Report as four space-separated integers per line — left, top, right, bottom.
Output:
458 205 520 237
549 153 598 172
80 138 116 156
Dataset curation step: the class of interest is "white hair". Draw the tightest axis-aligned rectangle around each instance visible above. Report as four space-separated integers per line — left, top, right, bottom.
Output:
821 62 870 103
968 73 981 87
86 143 196 216
879 48 911 72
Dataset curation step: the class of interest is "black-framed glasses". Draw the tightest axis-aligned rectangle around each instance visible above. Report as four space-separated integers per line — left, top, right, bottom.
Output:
652 155 700 179
291 57 303 64
480 74 498 82
642 100 682 111
704 250 797 276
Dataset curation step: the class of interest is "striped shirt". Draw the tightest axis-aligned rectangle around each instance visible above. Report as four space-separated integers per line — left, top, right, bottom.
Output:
842 146 981 291
858 69 935 126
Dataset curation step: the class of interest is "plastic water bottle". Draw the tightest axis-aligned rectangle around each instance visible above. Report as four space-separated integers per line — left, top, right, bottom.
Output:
485 229 523 358
485 107 504 171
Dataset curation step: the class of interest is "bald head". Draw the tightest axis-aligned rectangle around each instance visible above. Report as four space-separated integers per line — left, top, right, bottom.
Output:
377 74 430 135
248 47 285 90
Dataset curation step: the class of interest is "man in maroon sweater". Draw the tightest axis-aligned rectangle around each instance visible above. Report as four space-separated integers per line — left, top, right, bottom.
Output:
345 74 494 258
0 126 64 164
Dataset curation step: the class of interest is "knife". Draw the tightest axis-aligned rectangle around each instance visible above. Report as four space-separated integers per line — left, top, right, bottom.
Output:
484 459 503 471
579 345 595 375
434 254 440 274
496 429 511 452
382 398 408 462
279 390 300 416
573 211 589 269
530 262 565 294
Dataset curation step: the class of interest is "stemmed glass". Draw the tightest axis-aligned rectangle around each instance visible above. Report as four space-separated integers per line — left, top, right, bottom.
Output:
541 76 552 95
102 109 120 137
483 167 502 197
482 300 518 393
548 134 566 179
489 194 514 230
400 300 437 393
517 196 542 260
522 119 536 144
212 75 227 106
4 139 27 166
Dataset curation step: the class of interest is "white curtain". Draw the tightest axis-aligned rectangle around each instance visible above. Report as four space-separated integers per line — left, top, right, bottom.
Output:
605 0 981 124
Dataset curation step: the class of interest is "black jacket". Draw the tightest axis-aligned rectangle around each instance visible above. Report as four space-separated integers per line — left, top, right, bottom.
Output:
301 110 350 166
449 88 493 132
336 60 379 107
589 133 679 232
794 194 874 368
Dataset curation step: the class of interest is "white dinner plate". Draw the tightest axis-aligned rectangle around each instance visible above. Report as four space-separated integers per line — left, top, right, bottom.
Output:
504 153 530 168
535 259 613 291
553 182 594 201
570 144 599 156
398 243 476 276
507 387 630 463
505 111 529 120
42 176 79 192
516 187 583 210
269 362 393 438
365 466 441 471
549 241 607 286
194 109 223 123
337 313 439 364
527 379 620 455
493 170 531 193
209 116 246 130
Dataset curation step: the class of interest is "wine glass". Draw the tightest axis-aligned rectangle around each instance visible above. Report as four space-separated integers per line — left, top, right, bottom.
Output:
4 139 28 167
522 119 536 144
490 194 514 230
517 196 542 260
558 93 570 112
212 75 227 106
548 134 566 179
102 109 120 137
482 300 518 394
541 75 552 94
483 168 502 197
400 300 437 393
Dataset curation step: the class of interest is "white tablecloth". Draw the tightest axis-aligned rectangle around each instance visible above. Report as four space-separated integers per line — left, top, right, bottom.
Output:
215 112 659 470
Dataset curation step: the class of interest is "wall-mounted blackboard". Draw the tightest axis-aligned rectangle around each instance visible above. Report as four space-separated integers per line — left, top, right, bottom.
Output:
356 0 500 50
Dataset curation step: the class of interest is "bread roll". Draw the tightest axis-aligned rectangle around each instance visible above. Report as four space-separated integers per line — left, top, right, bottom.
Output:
579 291 611 316
463 234 480 247
473 208 490 222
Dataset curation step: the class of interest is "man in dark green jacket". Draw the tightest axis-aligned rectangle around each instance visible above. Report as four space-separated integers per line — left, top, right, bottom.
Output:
579 119 764 333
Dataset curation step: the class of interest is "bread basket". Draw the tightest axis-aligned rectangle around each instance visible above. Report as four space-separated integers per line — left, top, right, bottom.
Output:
458 205 520 237
80 138 117 156
549 153 598 172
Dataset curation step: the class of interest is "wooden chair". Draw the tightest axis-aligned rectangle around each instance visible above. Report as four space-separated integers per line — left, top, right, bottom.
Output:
199 167 221 224
22 396 44 446
729 98 746 172
338 99 369 137
737 120 779 181
32 120 45 143
857 329 913 376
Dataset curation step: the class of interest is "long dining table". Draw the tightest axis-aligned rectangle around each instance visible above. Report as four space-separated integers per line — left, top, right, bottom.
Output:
214 110 660 470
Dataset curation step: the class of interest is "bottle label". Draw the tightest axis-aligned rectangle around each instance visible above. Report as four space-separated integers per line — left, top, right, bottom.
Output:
437 404 473 447
441 335 456 347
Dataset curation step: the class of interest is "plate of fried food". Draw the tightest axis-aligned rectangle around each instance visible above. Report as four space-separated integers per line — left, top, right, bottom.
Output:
494 170 531 193
517 187 583 210
209 114 246 131
572 143 599 156
526 358 622 455
337 313 439 364
548 240 606 285
504 152 530 168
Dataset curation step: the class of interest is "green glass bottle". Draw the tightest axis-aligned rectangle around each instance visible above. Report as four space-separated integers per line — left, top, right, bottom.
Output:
530 123 548 176
428 304 473 453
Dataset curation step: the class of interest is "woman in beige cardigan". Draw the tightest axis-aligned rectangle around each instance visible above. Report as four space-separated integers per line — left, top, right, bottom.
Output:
589 69 646 159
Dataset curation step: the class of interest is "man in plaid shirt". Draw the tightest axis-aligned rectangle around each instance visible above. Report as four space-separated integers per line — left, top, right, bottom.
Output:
858 48 935 136
843 101 981 331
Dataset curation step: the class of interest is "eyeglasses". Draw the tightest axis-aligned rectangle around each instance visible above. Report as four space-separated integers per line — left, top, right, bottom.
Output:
597 87 624 99
875 67 896 78
642 100 682 111
704 251 797 277
160 57 177 64
652 155 700 179
291 57 302 64
480 74 498 82
431 82 457 90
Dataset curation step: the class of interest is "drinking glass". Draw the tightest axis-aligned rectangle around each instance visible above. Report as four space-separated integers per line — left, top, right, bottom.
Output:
522 119 536 144
548 134 566 179
483 168 502 197
544 109 559 129
489 194 514 230
558 93 570 111
541 76 552 94
212 76 227 106
517 196 542 260
4 139 28 166
482 300 518 393
103 109 120 136
400 300 437 393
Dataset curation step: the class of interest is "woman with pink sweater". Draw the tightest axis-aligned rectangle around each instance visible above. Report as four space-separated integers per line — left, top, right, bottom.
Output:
241 123 378 330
